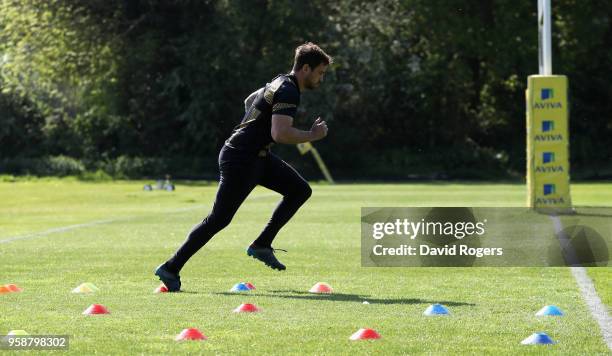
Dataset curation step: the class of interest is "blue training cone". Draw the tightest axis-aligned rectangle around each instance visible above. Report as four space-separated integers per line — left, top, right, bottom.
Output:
230 283 251 292
521 332 556 345
535 305 564 316
423 304 450 316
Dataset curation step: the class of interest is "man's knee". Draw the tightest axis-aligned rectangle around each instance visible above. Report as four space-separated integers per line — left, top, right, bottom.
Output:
205 213 233 232
294 183 312 203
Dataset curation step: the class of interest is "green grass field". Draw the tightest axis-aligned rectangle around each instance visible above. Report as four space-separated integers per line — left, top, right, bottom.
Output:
1 178 610 354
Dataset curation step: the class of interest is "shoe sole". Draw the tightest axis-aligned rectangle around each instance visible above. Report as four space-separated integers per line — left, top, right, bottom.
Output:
247 251 286 271
154 268 181 292
155 275 181 292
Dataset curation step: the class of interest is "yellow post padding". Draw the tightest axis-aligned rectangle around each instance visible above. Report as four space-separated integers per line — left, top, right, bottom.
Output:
526 75 572 212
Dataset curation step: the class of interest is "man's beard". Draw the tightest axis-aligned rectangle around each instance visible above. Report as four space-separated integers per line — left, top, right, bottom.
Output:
305 78 319 89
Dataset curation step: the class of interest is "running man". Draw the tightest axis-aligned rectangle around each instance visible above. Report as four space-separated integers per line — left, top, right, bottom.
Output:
155 42 332 291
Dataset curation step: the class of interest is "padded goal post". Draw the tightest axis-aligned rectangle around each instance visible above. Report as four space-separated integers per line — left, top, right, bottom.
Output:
526 75 572 212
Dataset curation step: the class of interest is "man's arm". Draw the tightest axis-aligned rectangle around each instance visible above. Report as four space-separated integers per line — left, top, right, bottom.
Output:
271 115 328 144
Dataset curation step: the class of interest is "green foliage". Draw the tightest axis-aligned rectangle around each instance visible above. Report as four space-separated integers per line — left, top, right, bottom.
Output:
77 169 114 182
101 155 166 179
0 0 122 157
1 155 84 176
41 155 86 176
0 1 610 179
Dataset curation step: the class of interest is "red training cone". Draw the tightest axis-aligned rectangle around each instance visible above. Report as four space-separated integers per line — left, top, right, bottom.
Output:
6 284 22 292
244 282 256 290
154 284 169 293
350 328 381 340
233 303 260 313
309 282 333 294
82 304 110 315
175 328 207 341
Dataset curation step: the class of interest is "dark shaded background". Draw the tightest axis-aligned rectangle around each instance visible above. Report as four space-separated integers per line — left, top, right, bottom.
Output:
1 0 610 180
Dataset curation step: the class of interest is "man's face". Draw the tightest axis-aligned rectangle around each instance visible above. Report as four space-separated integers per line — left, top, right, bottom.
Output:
304 63 328 90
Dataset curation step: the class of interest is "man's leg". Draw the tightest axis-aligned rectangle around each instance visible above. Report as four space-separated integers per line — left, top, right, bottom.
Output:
253 153 312 248
159 160 257 288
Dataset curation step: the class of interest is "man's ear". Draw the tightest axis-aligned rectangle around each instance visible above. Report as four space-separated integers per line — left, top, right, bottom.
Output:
301 63 311 74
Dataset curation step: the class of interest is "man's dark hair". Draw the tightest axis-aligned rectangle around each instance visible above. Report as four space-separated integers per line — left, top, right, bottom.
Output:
292 42 333 72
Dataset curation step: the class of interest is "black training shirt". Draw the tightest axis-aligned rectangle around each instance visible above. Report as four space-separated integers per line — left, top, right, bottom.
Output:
225 74 300 154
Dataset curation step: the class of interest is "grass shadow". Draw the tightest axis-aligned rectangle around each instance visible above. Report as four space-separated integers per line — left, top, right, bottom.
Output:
168 290 201 294
214 290 475 306
572 207 612 218
538 206 612 218
574 212 612 218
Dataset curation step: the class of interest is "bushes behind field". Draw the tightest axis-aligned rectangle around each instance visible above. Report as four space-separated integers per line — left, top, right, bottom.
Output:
0 1 610 180
0 156 217 180
1 156 85 177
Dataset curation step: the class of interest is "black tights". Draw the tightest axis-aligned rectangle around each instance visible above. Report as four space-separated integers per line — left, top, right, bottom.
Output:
165 146 312 273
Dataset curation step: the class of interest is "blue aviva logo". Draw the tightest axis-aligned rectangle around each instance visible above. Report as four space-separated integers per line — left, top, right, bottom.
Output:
541 88 554 100
543 152 555 164
542 120 555 132
543 184 556 196
533 88 562 109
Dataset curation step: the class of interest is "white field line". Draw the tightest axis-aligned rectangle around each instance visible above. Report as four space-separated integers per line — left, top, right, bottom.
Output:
0 217 133 244
0 193 278 244
550 215 612 350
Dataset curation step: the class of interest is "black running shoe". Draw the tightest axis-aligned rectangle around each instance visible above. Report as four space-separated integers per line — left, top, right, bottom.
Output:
246 245 287 271
154 263 181 292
